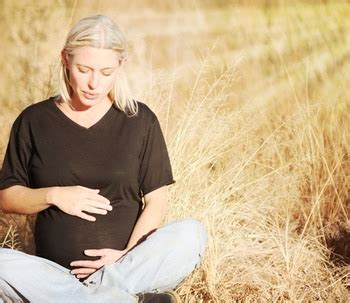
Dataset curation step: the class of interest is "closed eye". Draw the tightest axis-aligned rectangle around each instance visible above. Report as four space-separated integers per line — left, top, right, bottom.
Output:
78 68 89 73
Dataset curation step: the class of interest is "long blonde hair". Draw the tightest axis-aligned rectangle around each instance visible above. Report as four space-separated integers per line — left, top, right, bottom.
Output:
59 14 138 116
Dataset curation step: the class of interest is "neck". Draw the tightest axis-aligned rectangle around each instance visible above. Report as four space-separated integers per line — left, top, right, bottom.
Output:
60 97 112 113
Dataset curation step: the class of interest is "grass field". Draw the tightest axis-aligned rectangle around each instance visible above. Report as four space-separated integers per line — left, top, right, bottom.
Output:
0 0 349 301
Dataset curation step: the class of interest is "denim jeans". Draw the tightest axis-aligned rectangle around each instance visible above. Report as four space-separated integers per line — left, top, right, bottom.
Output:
0 219 207 303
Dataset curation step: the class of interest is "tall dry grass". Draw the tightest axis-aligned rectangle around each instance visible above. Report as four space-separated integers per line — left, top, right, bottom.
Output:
0 0 349 301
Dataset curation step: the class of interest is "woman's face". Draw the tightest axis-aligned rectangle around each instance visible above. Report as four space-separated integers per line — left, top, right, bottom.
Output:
64 46 122 109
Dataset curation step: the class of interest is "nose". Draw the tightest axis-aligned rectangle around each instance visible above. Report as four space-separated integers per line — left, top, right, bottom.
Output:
88 72 99 90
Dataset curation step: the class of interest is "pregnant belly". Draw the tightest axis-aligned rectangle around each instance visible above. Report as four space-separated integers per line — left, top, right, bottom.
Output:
34 201 141 269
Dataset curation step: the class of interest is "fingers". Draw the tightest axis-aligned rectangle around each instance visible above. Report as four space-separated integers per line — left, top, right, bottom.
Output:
71 267 97 279
74 186 113 221
81 200 113 217
78 202 112 221
71 260 102 269
71 267 96 275
87 193 111 205
77 274 89 279
84 191 112 209
85 200 113 211
79 186 100 193
78 211 96 222
81 187 112 213
84 249 105 257
83 206 108 215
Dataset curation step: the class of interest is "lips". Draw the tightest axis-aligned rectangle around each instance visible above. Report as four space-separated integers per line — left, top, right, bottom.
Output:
82 91 99 100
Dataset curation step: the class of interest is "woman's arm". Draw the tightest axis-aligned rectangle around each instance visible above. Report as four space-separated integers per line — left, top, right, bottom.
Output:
0 185 55 214
0 185 112 221
126 185 168 250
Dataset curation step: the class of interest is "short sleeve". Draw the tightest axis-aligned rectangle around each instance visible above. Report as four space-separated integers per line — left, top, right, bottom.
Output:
0 114 32 190
138 115 176 196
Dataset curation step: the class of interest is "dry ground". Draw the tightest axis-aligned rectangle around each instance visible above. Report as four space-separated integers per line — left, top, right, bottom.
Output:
0 0 349 302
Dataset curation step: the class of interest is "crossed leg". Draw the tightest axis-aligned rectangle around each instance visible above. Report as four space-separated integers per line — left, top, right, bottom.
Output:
0 219 207 303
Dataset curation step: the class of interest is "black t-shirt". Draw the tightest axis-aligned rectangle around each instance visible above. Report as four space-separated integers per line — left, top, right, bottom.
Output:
0 95 175 268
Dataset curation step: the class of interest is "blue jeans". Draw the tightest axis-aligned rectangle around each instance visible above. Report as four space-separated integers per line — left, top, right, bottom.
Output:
0 219 207 303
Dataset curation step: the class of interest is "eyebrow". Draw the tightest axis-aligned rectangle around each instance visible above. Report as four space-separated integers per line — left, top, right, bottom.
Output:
77 64 116 71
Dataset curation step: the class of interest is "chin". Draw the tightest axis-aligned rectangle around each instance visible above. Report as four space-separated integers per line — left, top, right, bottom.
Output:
76 91 105 107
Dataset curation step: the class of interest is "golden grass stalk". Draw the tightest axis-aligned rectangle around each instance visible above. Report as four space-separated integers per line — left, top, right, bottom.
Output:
0 1 349 301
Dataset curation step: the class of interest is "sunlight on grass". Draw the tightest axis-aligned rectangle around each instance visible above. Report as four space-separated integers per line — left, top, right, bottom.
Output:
0 1 349 301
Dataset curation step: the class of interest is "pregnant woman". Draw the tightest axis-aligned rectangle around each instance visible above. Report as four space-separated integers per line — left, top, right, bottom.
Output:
0 14 207 303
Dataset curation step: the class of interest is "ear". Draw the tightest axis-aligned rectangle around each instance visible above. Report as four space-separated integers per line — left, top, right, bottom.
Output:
61 49 69 67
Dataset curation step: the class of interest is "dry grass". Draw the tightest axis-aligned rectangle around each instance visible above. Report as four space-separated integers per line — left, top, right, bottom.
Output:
0 0 349 302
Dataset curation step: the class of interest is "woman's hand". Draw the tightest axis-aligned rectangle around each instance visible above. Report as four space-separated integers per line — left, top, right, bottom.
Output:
50 186 112 221
70 248 128 279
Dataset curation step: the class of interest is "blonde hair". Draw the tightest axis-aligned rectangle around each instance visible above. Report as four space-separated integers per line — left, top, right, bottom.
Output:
59 14 138 116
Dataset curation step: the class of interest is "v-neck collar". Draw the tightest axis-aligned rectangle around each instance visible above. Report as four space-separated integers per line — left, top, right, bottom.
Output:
49 95 115 132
